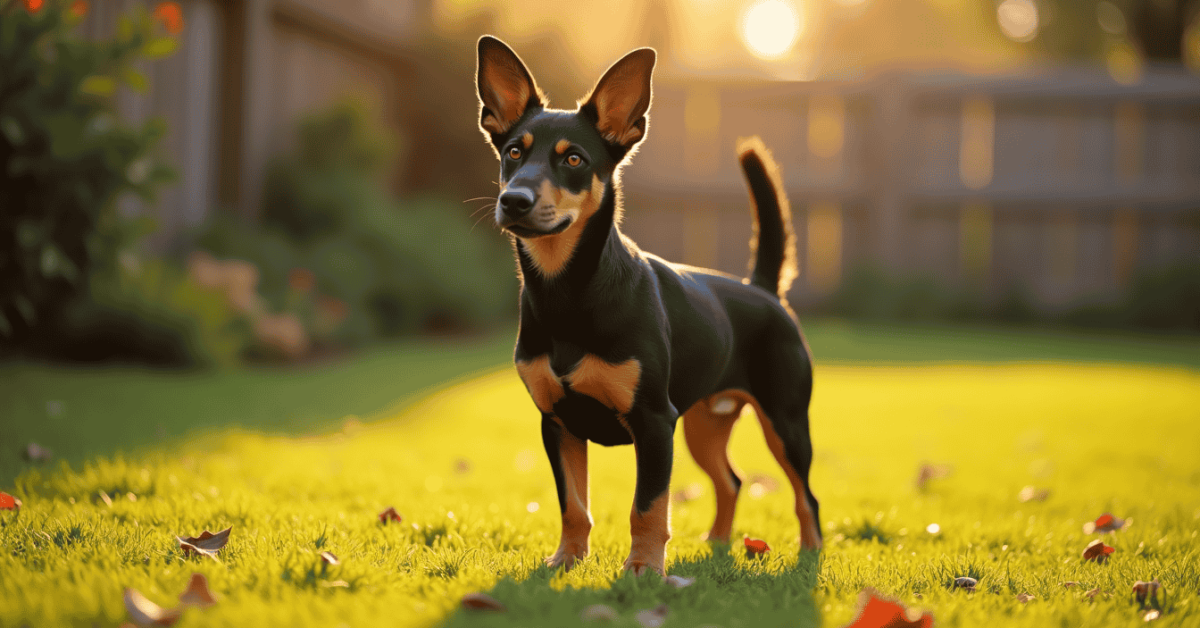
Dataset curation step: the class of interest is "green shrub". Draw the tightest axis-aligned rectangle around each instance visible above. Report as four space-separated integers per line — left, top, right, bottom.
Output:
197 100 517 344
0 1 176 344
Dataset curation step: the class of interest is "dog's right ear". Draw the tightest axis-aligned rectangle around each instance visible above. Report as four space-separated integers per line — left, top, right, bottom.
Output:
477 36 544 140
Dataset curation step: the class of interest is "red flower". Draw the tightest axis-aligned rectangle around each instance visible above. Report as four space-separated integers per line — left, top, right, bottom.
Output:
744 537 770 557
153 2 184 34
23 0 44 14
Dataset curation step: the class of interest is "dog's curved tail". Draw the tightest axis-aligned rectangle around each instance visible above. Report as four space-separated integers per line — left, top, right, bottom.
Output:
738 136 797 300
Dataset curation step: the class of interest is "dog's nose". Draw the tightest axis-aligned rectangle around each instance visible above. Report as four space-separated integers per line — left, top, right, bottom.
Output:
499 188 535 218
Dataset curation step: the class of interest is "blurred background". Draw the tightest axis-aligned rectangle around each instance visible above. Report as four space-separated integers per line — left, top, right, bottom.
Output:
1 0 1198 369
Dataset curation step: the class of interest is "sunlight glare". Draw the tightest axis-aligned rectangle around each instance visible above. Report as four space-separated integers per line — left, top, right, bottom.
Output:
996 0 1039 43
740 0 802 60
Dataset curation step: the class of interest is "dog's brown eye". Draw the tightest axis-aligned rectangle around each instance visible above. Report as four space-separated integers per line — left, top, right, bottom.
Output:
508 147 522 160
566 154 582 167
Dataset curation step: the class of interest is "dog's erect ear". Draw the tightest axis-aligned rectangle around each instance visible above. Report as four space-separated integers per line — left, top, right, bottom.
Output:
581 48 656 147
477 36 544 137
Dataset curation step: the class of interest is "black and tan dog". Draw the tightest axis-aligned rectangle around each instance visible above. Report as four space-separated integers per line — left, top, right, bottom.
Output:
475 36 821 576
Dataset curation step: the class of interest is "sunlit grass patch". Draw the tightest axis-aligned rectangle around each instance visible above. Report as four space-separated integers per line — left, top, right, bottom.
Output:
1 326 1198 627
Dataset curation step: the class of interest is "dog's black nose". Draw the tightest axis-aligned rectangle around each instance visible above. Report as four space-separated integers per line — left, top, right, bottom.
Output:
499 188 535 218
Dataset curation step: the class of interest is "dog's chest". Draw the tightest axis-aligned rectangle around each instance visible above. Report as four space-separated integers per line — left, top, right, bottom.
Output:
515 352 641 446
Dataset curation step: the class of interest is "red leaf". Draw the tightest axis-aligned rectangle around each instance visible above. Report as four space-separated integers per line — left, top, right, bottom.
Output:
1082 539 1115 563
0 492 20 511
177 573 217 608
23 0 44 13
378 507 402 524
461 592 505 611
744 537 770 557
843 589 933 628
1084 512 1127 534
177 527 232 558
153 2 184 34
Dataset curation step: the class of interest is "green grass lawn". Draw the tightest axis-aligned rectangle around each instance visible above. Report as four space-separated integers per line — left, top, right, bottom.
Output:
1 322 1198 627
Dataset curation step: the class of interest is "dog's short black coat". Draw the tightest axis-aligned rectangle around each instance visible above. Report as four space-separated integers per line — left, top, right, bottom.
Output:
475 36 821 575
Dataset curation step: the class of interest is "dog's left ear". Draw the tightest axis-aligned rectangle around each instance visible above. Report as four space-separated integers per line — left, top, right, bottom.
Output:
581 48 656 148
477 36 545 138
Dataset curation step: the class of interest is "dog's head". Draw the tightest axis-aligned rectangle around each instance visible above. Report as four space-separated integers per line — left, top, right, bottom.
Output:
476 36 654 250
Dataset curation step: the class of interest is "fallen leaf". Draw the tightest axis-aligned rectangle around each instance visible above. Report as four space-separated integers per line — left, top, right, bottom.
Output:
98 491 113 507
1082 539 1115 563
23 443 52 463
1083 513 1127 534
744 537 770 558
177 527 232 559
952 577 977 592
0 492 20 511
665 574 696 589
914 463 951 491
1144 610 1161 622
1017 486 1050 502
177 574 217 608
635 604 670 628
1084 587 1105 599
461 592 505 612
581 604 619 621
1132 579 1162 609
453 458 472 474
124 588 181 627
1061 581 1080 588
1016 593 1035 603
320 580 349 588
319 551 339 565
378 507 403 524
843 588 933 628
671 483 704 503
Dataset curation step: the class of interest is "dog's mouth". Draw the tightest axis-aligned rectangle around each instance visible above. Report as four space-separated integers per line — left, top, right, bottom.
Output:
503 216 572 239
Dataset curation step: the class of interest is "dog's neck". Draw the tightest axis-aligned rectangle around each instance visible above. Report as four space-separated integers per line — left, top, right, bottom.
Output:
515 180 637 314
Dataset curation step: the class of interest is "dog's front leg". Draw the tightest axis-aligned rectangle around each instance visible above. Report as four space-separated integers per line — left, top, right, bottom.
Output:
623 408 676 576
542 415 591 570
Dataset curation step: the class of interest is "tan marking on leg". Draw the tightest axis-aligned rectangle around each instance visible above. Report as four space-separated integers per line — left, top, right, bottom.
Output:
683 394 744 543
520 176 605 278
624 490 670 576
748 396 822 550
547 418 591 570
555 139 571 154
515 356 564 413
565 355 641 415
521 132 533 149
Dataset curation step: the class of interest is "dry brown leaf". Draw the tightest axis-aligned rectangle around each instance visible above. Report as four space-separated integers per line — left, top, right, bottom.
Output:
1084 587 1104 599
1132 579 1162 609
124 588 182 627
842 588 933 628
378 507 403 524
461 592 505 612
1144 610 1161 622
23 443 52 463
177 574 217 608
1061 581 1080 588
177 527 232 559
1082 539 1115 563
0 491 20 511
635 604 669 628
580 604 619 621
319 551 339 565
1017 486 1050 502
952 577 977 592
914 463 951 491
1083 513 1127 534
1016 593 1035 603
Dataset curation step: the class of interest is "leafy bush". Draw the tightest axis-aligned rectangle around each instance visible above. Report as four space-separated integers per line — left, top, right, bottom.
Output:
0 1 177 344
197 101 517 344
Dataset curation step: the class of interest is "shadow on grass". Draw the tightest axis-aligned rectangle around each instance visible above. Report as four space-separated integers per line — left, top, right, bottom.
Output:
442 546 822 628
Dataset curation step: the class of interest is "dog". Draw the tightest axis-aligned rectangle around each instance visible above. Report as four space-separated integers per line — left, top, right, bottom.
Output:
475 36 822 576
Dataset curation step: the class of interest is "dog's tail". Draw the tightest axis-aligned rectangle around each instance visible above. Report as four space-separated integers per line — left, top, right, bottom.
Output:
738 136 796 300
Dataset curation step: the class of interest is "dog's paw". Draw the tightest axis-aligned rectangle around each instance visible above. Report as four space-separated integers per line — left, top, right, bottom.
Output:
622 557 664 576
545 549 585 571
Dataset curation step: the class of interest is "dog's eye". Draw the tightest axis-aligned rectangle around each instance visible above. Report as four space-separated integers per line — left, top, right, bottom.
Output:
508 147 522 160
565 154 582 167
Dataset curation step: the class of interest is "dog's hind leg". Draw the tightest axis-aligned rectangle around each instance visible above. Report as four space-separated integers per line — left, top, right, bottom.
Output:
682 395 745 543
542 416 592 569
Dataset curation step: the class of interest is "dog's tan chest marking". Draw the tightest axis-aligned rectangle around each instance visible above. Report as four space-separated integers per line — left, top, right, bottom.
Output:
515 356 564 413
565 355 641 415
521 175 604 278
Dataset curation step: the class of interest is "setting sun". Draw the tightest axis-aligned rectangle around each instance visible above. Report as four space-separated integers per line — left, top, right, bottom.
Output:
740 0 802 60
